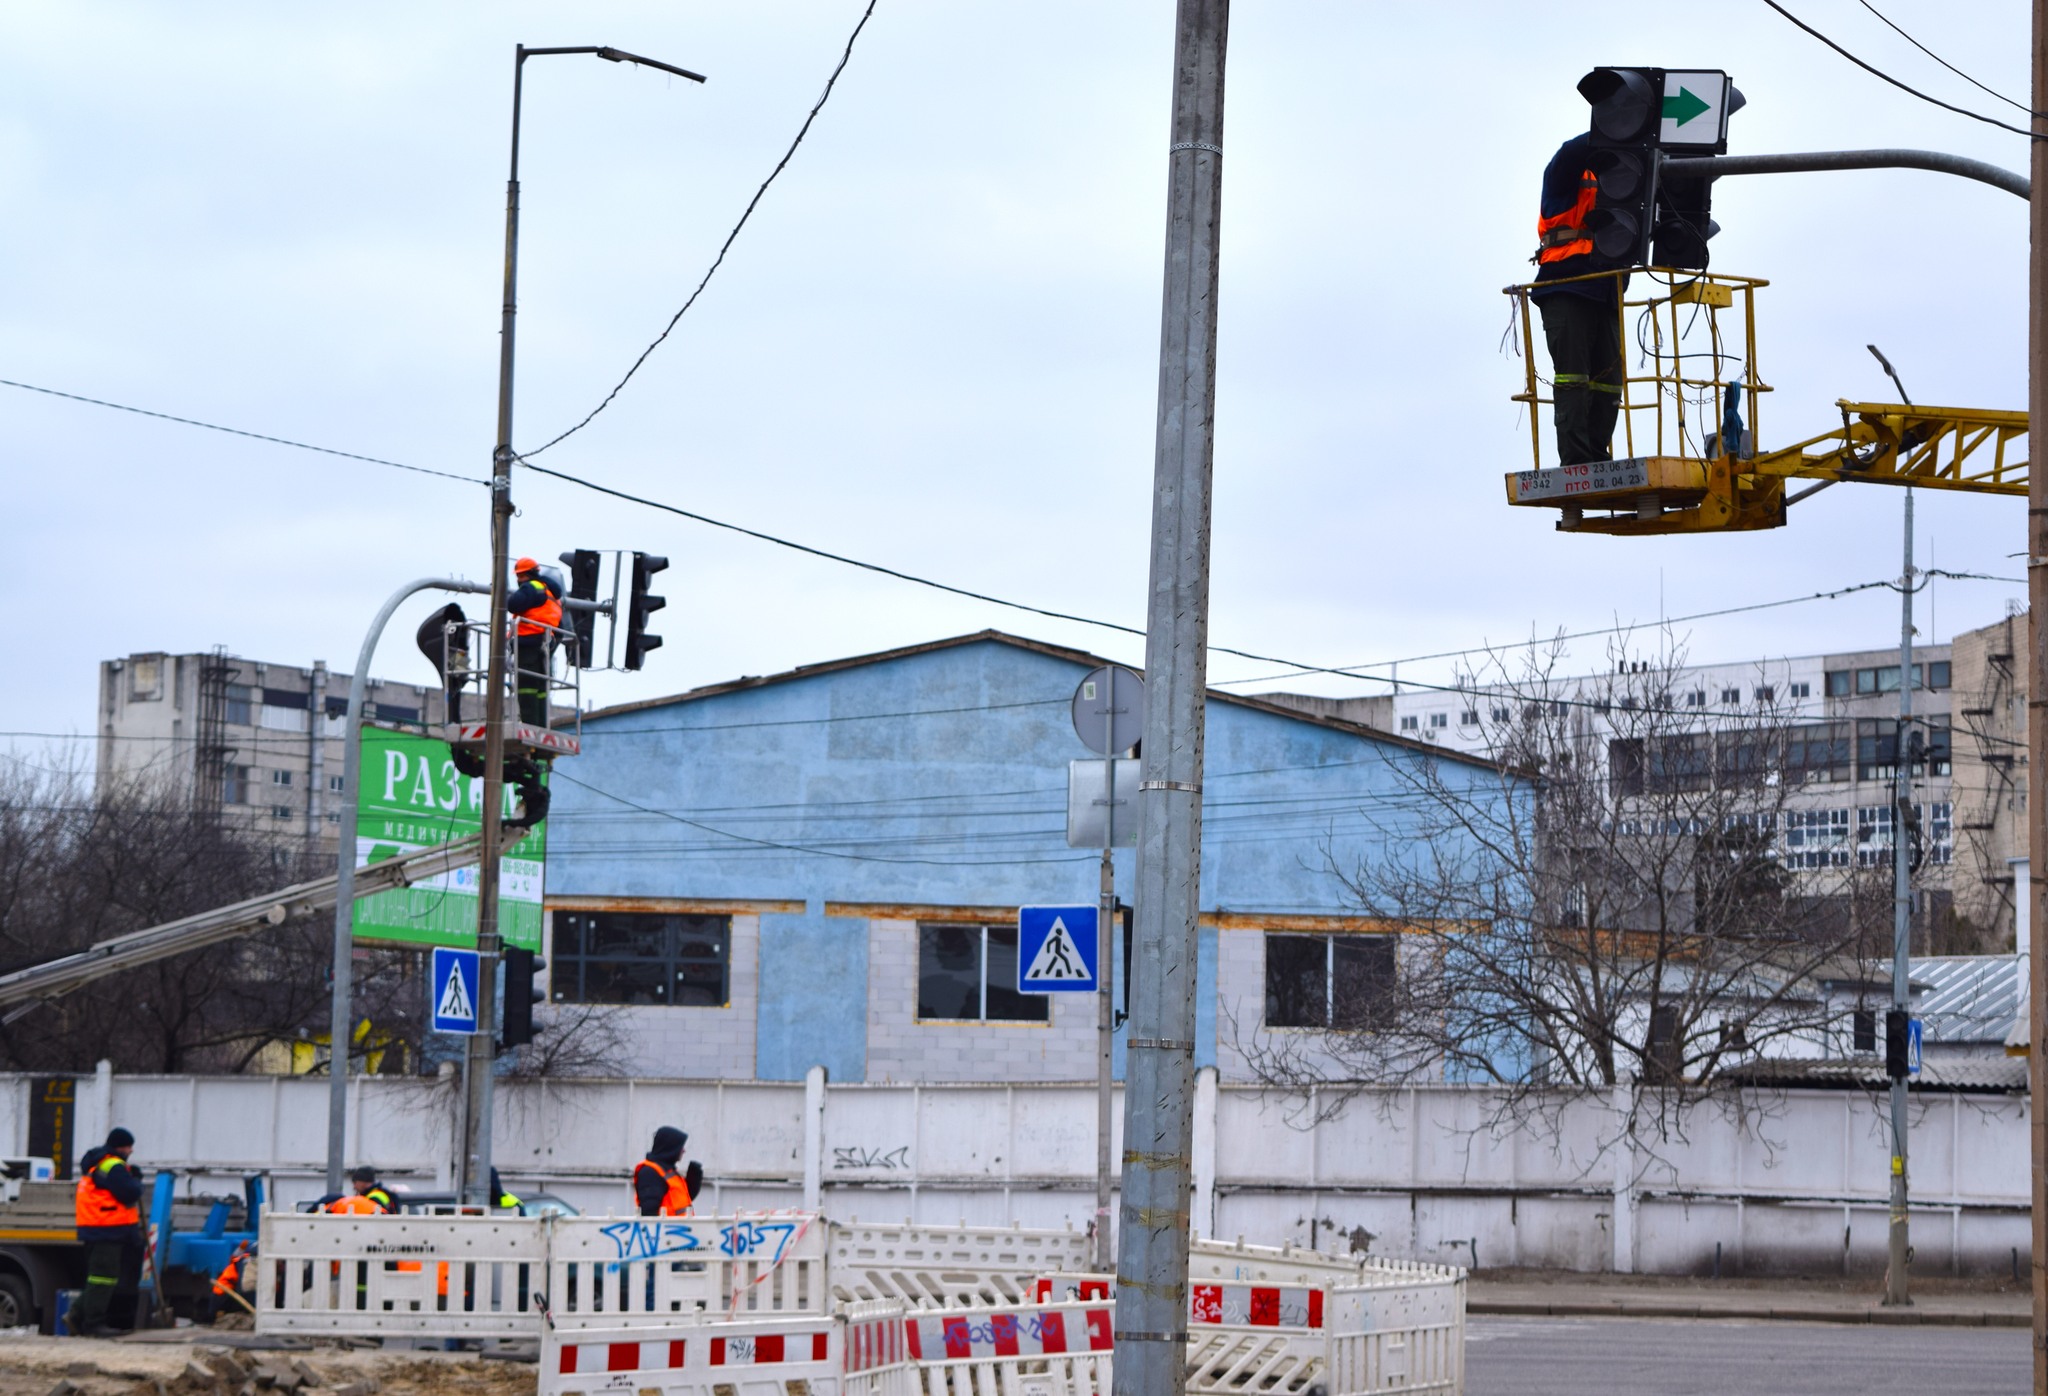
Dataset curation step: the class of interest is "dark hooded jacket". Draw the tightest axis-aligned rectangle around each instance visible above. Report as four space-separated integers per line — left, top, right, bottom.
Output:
76 1145 145 1243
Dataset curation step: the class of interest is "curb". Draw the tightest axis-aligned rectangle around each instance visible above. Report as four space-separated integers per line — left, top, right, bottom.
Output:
1469 1299 2029 1328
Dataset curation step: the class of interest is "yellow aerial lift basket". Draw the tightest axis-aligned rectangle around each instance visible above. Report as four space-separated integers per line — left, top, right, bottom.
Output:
1503 267 2026 535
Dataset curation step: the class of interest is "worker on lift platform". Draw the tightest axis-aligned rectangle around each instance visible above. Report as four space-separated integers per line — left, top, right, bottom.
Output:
1532 131 1628 466
508 557 563 729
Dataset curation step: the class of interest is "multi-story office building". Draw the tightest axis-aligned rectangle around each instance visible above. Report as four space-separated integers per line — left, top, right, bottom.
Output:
97 649 446 855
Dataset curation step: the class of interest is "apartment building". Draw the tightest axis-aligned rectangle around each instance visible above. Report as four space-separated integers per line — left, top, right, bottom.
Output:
97 649 445 854
1950 607 2029 949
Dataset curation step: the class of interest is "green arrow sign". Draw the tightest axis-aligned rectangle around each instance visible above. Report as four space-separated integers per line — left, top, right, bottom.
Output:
1662 86 1710 128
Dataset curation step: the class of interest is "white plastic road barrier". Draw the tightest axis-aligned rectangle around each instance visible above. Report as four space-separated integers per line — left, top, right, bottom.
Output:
546 1312 841 1396
844 1300 917 1396
546 1213 830 1325
1188 1236 1378 1289
256 1212 547 1337
904 1299 1114 1396
829 1221 1092 1308
1326 1269 1466 1396
1030 1274 1111 1304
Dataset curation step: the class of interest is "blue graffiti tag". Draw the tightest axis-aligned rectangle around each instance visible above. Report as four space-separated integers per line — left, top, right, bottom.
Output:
599 1221 705 1265
718 1220 797 1262
954 1313 1055 1345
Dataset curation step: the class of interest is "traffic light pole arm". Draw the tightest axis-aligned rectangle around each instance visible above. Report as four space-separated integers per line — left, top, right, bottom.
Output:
1662 149 2028 200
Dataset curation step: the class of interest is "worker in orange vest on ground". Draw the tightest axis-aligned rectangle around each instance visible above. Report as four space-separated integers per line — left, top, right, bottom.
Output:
633 1126 704 1217
507 557 564 727
1531 131 1630 466
206 1238 256 1322
324 1166 394 1215
73 1127 145 1336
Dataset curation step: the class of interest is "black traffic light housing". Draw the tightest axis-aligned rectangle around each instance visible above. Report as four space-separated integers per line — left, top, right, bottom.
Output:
1578 67 1662 267
559 549 601 669
625 553 668 671
1884 1008 1911 1080
503 948 544 1048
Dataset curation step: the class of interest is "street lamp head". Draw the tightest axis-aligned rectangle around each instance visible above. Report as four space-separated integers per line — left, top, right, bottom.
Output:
594 46 707 83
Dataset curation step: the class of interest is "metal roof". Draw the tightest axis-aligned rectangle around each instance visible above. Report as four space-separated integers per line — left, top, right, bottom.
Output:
1892 955 2023 1045
1724 1055 2027 1093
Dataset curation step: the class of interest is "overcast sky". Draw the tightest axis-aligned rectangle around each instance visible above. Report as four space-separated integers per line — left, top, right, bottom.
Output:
3 1 2033 756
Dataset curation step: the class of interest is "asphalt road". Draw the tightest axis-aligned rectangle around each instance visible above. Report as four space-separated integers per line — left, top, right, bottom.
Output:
1467 1316 2030 1396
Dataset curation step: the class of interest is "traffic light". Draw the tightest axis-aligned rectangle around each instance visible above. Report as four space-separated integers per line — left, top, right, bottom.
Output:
503 948 544 1048
625 553 668 671
558 549 601 668
1577 67 1661 266
1653 79 1742 269
1884 1008 1910 1080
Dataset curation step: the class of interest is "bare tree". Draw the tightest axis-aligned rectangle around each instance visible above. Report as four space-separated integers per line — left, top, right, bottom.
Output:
1237 641 1888 1139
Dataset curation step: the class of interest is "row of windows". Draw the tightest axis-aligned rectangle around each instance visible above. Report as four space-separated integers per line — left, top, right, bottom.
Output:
1781 803 1953 870
1609 719 1951 795
222 768 346 805
1823 662 1951 697
548 912 1402 1032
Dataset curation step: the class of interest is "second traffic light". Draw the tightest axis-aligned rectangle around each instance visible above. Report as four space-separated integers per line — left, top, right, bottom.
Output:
502 948 544 1049
626 552 668 670
1578 67 1660 266
559 549 601 669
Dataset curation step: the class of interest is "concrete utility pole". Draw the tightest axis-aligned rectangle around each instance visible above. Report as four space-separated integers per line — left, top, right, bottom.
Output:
1884 488 1914 1307
1114 3 1226 1395
2028 2 2046 1387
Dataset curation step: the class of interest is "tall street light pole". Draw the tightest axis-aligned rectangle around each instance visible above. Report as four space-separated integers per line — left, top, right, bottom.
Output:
464 42 704 1207
2027 1 2046 1387
1115 4 1227 1396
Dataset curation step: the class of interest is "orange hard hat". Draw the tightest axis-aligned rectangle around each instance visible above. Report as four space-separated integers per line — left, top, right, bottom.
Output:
513 557 539 574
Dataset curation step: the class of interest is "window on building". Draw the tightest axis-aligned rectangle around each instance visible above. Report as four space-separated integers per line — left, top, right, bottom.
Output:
262 687 308 711
1399 715 1419 731
1719 687 1740 704
552 910 732 1007
127 658 162 701
270 769 293 788
1852 1007 1877 1053
1855 805 1894 868
327 774 345 793
1646 1006 1682 1082
1856 719 1898 781
1783 807 1851 869
916 923 1048 1022
1788 681 1811 699
373 702 422 725
1824 670 1852 698
1753 685 1775 703
325 811 341 826
225 683 252 726
1927 660 1952 689
1919 719 1952 776
222 765 253 805
1928 801 1954 865
1686 690 1706 707
1264 933 1396 1030
1428 712 1448 729
270 805 293 821
1786 723 1850 782
1491 706 1511 723
1459 709 1479 727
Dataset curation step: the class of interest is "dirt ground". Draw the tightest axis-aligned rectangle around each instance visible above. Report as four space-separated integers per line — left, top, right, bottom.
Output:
0 1336 537 1396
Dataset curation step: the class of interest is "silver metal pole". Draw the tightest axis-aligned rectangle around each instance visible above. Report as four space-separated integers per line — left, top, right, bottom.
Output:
1096 672 1117 1274
1115 3 1226 1393
325 577 489 1195
2028 9 2048 1384
1884 490 1916 1305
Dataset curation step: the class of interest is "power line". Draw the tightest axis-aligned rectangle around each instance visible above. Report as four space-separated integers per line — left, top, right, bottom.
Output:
1855 0 2034 115
518 0 880 461
1760 0 2042 141
0 379 484 486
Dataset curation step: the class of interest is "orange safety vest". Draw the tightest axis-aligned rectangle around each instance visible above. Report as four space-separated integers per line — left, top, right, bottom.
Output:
1535 167 1599 265
75 1155 140 1229
213 1243 251 1296
633 1160 694 1217
514 577 563 637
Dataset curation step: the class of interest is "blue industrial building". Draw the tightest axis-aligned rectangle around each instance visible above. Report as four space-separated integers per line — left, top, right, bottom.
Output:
542 632 1515 1084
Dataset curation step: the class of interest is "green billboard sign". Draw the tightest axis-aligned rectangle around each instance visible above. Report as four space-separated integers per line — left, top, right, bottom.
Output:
351 727 545 951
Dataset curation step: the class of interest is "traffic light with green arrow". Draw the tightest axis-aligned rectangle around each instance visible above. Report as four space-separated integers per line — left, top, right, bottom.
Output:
1653 71 1742 269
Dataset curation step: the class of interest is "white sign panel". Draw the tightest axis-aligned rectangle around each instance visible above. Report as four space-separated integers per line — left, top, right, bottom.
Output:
1660 70 1731 151
1512 457 1652 502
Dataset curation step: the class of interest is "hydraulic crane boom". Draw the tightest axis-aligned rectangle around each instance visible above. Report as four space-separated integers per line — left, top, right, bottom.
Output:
0 829 528 1012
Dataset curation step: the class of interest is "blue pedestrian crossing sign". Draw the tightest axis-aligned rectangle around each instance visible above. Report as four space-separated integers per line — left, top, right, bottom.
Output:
1017 905 1099 993
430 946 481 1035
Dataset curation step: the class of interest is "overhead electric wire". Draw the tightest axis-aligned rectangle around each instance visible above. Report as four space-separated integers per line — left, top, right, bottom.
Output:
1760 0 2042 140
1855 0 2034 115
517 0 880 462
0 379 484 486
7 370 2021 706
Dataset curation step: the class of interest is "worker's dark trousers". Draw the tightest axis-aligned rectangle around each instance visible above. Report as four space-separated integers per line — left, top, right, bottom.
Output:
1538 293 1624 465
75 1232 141 1332
515 634 552 727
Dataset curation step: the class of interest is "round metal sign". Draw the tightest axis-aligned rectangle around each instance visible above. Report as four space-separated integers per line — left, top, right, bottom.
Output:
1071 666 1146 756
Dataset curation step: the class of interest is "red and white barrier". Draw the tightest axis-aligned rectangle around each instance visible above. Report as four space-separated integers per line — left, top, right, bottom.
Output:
904 1302 1114 1362
547 1313 840 1396
1190 1282 1323 1329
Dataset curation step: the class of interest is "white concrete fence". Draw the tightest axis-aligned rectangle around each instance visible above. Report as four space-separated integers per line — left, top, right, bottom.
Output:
0 1065 2027 1274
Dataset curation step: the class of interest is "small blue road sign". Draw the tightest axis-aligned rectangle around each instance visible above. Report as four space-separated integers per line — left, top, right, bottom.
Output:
1907 1017 1923 1076
1018 905 1099 993
431 946 481 1035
